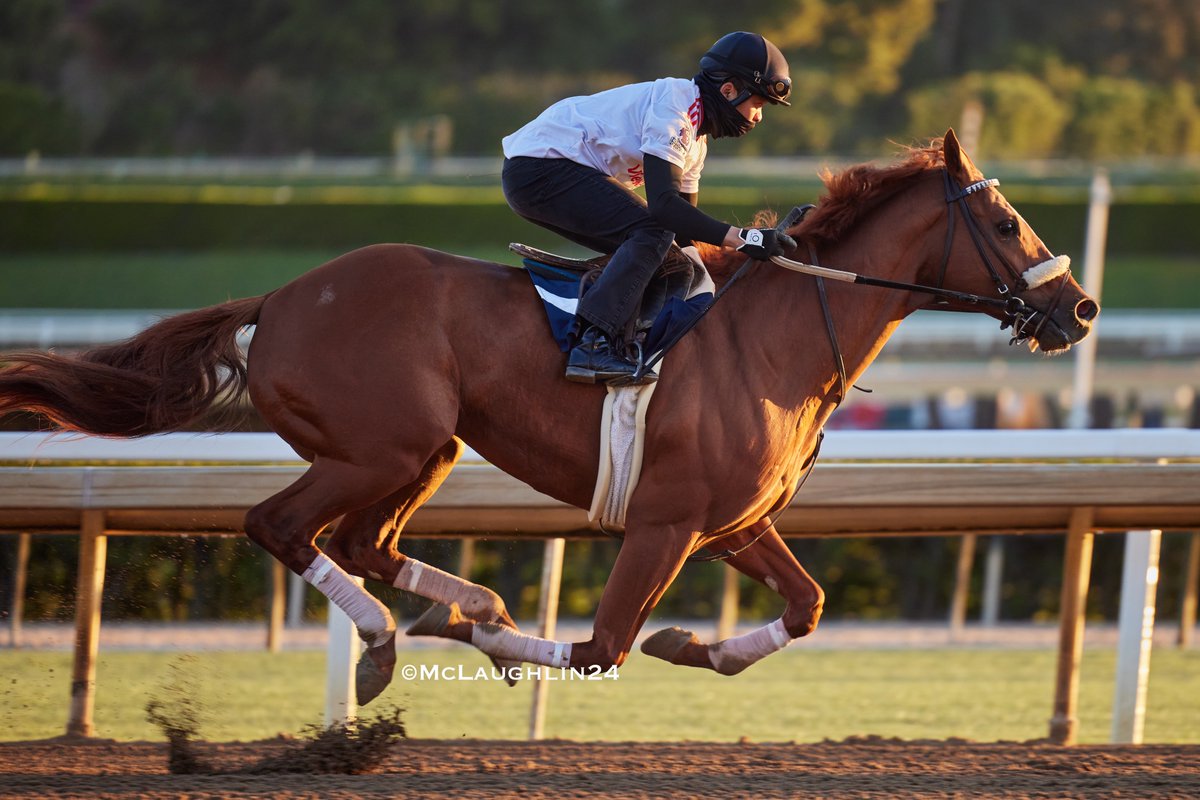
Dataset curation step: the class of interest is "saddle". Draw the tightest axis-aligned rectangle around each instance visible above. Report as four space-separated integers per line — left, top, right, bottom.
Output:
510 242 712 351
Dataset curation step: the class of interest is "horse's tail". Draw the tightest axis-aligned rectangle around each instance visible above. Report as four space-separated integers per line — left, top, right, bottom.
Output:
0 295 267 436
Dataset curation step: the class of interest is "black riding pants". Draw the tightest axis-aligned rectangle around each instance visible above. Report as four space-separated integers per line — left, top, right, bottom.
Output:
502 156 675 340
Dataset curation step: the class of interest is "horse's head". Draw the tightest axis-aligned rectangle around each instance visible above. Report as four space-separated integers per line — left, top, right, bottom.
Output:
934 129 1098 353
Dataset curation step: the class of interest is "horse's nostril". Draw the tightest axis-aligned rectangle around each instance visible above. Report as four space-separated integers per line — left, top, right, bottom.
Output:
1075 298 1099 322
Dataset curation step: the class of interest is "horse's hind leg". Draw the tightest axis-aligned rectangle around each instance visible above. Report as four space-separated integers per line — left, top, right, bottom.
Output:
321 438 521 688
641 520 824 675
243 456 429 703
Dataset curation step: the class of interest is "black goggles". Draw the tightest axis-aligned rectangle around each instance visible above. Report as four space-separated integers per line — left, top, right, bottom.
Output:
753 73 791 103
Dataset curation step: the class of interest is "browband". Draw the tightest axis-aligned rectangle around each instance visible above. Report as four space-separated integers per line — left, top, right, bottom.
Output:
948 177 1000 201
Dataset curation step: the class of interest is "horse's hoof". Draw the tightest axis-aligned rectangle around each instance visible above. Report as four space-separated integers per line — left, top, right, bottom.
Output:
356 633 396 706
489 655 521 686
406 602 468 639
406 603 457 638
640 626 699 664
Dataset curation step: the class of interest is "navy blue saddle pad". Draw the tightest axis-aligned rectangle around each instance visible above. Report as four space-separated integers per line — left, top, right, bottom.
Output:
524 258 713 357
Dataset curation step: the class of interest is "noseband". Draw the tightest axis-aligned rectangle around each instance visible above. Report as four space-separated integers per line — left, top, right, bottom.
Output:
936 170 1073 346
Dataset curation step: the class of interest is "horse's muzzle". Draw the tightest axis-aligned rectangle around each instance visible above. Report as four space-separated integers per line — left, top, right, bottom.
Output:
1033 295 1100 353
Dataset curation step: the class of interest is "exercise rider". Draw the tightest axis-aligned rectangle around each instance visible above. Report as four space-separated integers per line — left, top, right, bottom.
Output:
502 31 797 385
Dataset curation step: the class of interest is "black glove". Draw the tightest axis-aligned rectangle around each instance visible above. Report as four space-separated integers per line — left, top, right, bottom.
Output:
736 228 797 260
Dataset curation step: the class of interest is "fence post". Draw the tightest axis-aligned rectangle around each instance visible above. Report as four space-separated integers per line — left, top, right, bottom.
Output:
1111 530 1162 744
1179 533 1199 649
67 510 107 738
1068 169 1110 430
1049 507 1095 745
458 538 476 580
949 534 977 640
7 533 31 647
716 564 740 642
287 571 305 628
267 560 286 653
981 536 1004 627
325 588 360 727
529 537 566 740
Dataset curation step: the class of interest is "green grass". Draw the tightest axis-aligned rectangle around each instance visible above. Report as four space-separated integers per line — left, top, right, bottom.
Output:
0 250 1194 310
2 647 1197 744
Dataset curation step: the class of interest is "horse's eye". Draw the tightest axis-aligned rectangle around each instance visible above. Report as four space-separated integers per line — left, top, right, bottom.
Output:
997 219 1018 237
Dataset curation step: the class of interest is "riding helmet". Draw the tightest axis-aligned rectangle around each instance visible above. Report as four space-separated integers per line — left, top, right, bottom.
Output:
699 31 791 106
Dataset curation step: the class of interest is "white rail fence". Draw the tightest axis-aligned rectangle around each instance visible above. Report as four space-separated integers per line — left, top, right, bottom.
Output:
1 429 1198 744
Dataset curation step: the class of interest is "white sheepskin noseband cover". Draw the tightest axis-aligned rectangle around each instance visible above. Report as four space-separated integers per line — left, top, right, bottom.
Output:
1022 255 1070 289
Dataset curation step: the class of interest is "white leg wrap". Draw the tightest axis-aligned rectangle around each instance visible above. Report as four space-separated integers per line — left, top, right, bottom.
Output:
303 553 395 648
470 622 572 668
394 559 504 621
707 618 792 675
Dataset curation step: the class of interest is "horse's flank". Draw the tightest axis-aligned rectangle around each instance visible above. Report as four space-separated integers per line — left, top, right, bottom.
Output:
246 244 609 510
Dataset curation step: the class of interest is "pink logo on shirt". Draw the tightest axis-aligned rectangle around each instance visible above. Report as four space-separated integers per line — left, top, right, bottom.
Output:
628 163 645 187
669 125 693 155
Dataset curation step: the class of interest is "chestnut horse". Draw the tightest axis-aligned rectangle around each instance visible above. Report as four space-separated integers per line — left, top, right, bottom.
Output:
0 130 1096 702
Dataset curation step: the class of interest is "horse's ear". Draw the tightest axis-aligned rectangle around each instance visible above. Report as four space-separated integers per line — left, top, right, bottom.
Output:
942 127 978 182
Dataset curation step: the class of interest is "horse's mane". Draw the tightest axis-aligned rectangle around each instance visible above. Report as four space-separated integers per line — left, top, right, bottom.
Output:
698 139 946 283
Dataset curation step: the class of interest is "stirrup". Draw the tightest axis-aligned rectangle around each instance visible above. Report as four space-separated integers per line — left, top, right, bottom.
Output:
565 328 631 384
608 341 658 386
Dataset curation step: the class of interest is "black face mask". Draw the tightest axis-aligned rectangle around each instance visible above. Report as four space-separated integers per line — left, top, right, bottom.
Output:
694 74 752 139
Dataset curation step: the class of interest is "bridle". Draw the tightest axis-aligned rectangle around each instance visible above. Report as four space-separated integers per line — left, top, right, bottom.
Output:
934 170 1073 347
770 168 1076 358
766 168 1078 405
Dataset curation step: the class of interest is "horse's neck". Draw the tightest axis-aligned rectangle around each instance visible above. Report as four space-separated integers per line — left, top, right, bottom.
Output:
804 249 914 394
718 193 938 426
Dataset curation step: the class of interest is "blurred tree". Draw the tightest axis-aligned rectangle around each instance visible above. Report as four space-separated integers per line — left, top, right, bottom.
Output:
91 65 197 154
0 0 69 83
1064 76 1154 158
1144 82 1200 156
923 0 1200 84
776 0 936 101
906 71 1069 158
748 69 848 153
0 81 81 154
1 1 1198 158
0 0 83 154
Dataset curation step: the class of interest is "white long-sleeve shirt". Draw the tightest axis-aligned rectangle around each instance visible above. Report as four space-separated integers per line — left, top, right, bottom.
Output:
503 78 708 194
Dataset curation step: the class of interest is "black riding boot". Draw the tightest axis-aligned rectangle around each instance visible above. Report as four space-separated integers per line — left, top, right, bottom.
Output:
565 327 656 385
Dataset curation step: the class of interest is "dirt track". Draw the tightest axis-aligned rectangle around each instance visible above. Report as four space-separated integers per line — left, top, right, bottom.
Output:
2 736 1198 799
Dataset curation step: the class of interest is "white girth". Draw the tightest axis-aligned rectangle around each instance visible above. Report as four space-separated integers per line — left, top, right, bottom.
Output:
588 250 712 529
588 378 659 530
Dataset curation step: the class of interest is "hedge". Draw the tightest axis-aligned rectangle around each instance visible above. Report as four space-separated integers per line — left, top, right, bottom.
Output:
0 198 1194 255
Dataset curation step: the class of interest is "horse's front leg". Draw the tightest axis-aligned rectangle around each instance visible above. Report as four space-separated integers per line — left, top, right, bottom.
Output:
641 520 824 675
408 524 697 671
